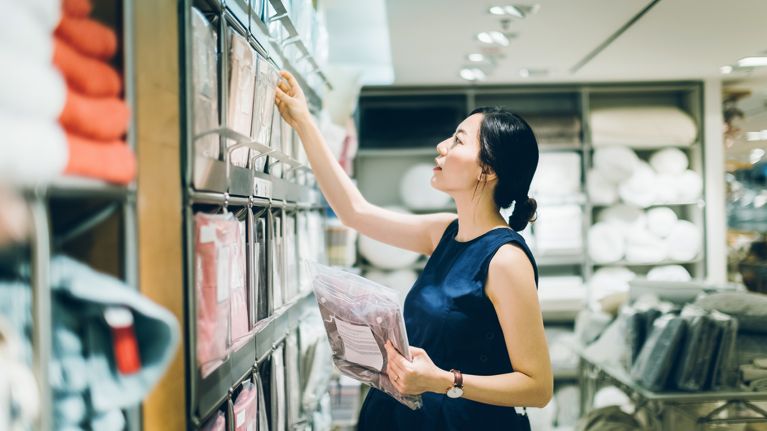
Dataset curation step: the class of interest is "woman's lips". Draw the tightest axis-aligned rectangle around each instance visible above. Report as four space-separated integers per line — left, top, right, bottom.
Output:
433 166 442 172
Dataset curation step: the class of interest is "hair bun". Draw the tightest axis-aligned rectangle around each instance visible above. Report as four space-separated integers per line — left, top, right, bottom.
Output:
508 196 537 231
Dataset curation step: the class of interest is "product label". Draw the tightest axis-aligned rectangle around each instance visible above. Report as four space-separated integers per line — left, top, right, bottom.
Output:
334 319 384 371
199 225 216 244
236 410 246 427
216 245 231 303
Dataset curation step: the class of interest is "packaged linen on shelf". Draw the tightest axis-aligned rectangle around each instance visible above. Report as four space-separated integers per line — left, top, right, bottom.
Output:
269 110 283 178
230 219 252 350
191 8 219 160
227 30 257 167
195 212 236 376
271 346 287 431
710 311 739 389
310 264 422 410
233 381 258 431
630 314 686 391
251 55 279 172
270 211 285 310
531 152 581 196
285 332 301 428
533 205 582 255
254 216 270 320
284 215 299 302
672 306 722 391
201 411 225 431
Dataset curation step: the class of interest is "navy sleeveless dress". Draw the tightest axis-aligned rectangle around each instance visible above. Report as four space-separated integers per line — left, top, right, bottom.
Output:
357 219 538 431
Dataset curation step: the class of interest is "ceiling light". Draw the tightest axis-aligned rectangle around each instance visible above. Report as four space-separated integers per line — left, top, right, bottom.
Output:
459 67 486 81
751 148 766 164
737 57 767 67
720 65 733 74
746 130 767 141
488 4 539 18
519 68 530 78
477 31 510 46
468 53 485 62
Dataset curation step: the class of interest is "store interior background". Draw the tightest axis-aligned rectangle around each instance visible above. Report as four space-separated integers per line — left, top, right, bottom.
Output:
1 0 767 430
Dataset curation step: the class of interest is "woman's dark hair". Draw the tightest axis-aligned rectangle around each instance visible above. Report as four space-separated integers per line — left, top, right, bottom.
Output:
470 107 539 231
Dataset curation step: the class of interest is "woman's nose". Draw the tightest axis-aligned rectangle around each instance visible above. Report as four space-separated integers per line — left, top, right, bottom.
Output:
436 141 448 156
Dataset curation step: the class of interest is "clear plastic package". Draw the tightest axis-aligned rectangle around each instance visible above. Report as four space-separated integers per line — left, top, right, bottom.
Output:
251 55 279 172
194 213 234 377
200 411 225 431
233 381 257 431
227 30 257 167
191 8 219 159
630 314 687 391
310 264 423 410
672 306 722 391
285 332 301 428
710 310 739 389
269 109 283 178
255 217 270 320
230 219 251 349
271 346 287 431
284 214 299 302
270 211 285 309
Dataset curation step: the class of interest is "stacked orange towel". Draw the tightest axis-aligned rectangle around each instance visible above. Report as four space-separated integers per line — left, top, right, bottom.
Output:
53 0 135 185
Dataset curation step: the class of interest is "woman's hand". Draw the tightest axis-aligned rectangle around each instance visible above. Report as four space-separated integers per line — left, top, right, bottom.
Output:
275 70 311 130
385 341 453 396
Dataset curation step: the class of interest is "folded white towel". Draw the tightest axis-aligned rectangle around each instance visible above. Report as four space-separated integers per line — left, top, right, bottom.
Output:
625 227 668 263
647 265 692 282
646 207 678 238
674 170 703 202
587 169 618 205
666 220 701 261
532 153 581 196
534 205 582 255
0 116 68 185
400 163 451 210
598 204 646 231
654 173 680 204
588 222 625 264
619 162 658 208
590 106 697 147
593 146 639 183
650 148 689 175
0 58 65 121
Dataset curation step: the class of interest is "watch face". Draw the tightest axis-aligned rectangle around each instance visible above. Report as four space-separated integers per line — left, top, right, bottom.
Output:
447 387 464 399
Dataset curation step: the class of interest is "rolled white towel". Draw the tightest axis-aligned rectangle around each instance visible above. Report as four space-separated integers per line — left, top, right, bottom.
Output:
619 162 658 208
646 207 678 238
588 222 625 264
589 267 636 300
0 116 68 185
650 148 689 175
666 220 701 261
674 170 703 202
400 163 452 210
654 173 680 204
624 227 668 263
647 265 692 282
0 58 66 121
532 153 581 196
598 204 646 231
593 146 639 183
587 169 618 205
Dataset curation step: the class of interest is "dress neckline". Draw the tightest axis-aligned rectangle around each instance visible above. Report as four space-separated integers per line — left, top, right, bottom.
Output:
450 222 512 245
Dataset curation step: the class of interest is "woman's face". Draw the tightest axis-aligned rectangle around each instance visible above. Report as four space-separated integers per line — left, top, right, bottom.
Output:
431 113 487 194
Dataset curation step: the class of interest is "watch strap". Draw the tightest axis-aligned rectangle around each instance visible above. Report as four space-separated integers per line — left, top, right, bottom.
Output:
450 369 463 389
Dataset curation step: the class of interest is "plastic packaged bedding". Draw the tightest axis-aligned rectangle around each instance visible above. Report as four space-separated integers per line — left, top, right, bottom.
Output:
672 306 722 391
709 311 739 389
630 314 686 391
311 264 422 410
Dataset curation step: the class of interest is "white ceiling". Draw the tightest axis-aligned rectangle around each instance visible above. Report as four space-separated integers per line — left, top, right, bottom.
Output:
380 0 767 85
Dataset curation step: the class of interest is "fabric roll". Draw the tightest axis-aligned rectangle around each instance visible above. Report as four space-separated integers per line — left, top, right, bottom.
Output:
624 227 667 263
400 163 452 210
665 220 701 261
593 146 639 183
598 204 646 231
674 170 703 202
647 265 692 282
0 58 66 120
654 173 680 204
587 222 624 264
618 162 658 208
646 207 678 238
532 152 582 196
53 38 123 98
0 116 68 185
64 134 136 184
650 147 689 175
59 88 130 141
587 169 618 205
590 106 697 147
55 15 118 60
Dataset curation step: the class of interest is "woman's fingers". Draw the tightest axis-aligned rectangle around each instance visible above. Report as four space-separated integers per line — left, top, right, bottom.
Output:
280 70 299 89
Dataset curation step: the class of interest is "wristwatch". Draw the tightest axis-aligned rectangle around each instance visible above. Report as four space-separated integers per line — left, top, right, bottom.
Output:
446 369 464 399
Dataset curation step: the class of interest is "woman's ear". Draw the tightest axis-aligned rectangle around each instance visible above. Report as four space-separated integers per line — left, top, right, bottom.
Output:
479 169 497 182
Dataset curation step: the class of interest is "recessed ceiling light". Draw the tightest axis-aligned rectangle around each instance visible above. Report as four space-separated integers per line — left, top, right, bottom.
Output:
746 130 767 141
459 67 487 81
737 57 767 67
477 31 510 46
720 65 733 74
750 148 766 164
488 4 539 18
468 53 485 62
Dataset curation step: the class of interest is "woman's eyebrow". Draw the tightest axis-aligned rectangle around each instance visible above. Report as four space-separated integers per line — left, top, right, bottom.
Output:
455 129 467 136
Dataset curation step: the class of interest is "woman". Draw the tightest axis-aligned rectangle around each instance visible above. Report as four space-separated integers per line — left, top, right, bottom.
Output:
276 71 552 430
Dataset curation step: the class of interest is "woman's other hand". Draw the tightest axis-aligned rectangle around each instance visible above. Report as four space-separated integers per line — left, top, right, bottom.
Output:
275 70 311 129
384 341 453 396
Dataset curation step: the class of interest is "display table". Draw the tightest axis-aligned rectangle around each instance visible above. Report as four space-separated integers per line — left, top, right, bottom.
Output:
574 344 767 430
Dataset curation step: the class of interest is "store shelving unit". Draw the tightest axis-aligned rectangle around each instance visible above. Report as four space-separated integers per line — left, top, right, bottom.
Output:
180 0 330 428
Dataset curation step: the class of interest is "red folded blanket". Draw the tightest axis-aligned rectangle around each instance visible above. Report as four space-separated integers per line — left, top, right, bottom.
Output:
64 134 136 184
62 0 92 18
55 15 118 61
59 88 130 141
53 38 122 98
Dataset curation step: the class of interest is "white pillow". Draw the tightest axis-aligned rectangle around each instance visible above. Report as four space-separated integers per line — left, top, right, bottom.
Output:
646 207 678 238
587 169 618 205
674 170 703 202
650 148 689 175
588 222 625 264
666 220 701 261
593 146 639 183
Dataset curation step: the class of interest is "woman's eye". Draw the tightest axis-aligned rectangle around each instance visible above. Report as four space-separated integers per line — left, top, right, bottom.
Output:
453 136 461 146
